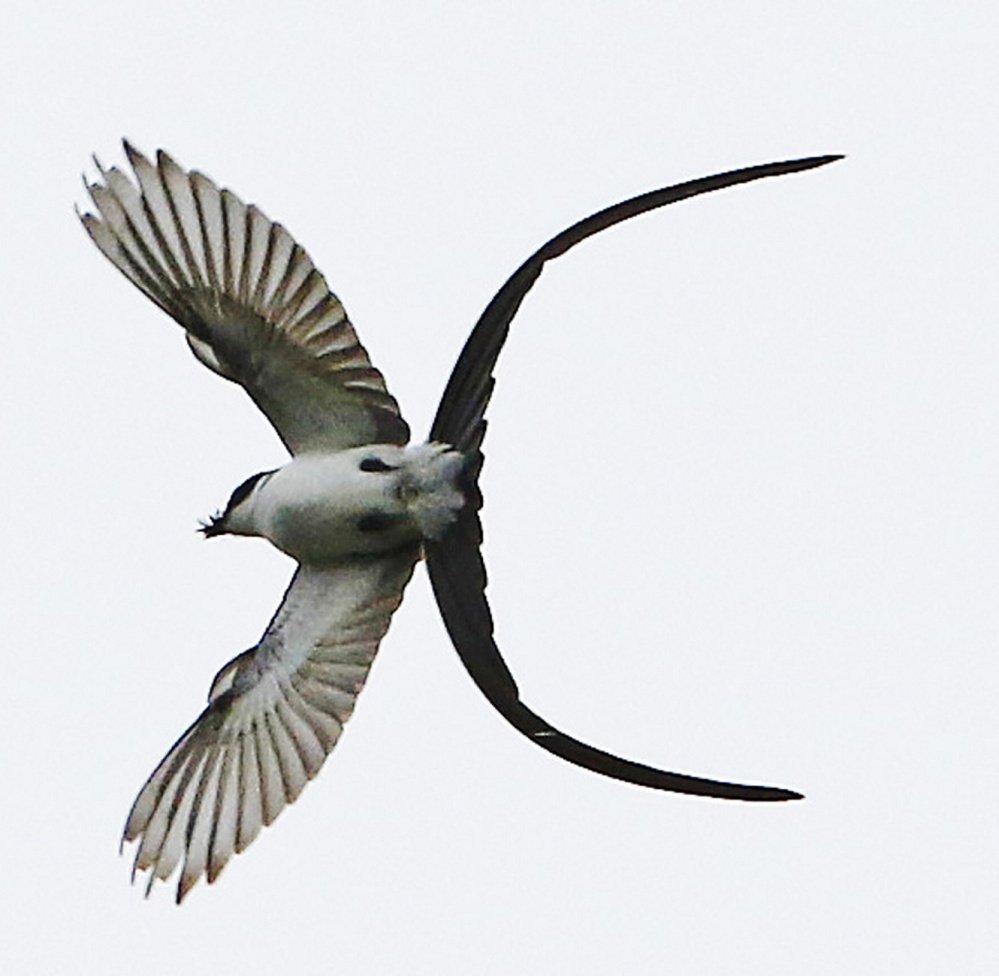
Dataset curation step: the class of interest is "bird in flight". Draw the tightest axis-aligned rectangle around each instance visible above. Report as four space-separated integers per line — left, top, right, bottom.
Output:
80 143 839 902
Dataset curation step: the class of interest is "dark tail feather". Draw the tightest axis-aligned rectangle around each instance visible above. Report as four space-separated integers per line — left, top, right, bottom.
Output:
426 156 840 799
425 526 802 801
430 155 842 455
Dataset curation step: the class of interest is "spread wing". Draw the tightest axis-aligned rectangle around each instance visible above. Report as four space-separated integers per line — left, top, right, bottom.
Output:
123 547 419 903
428 156 843 799
79 142 409 454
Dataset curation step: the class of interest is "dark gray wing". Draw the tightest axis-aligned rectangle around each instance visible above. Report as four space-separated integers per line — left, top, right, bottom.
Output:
428 156 842 800
80 142 409 454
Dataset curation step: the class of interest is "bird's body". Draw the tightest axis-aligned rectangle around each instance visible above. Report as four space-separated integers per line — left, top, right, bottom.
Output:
80 142 838 901
217 444 465 563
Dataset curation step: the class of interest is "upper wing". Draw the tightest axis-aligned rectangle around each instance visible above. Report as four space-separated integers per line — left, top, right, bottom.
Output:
79 142 409 454
428 156 843 799
123 547 419 903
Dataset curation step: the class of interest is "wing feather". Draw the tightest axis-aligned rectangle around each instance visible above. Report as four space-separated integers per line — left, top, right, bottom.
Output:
190 171 225 291
81 142 410 453
84 180 179 316
220 188 246 297
158 151 209 288
122 548 419 901
236 734 263 855
253 717 284 826
179 747 224 900
207 746 240 882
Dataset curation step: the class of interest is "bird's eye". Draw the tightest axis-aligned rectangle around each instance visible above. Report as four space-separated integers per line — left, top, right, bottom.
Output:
360 457 397 473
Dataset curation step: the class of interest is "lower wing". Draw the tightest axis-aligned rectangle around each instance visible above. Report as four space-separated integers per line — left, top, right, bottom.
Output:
123 547 419 902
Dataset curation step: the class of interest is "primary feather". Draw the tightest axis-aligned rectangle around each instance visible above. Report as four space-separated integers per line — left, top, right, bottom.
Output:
124 551 419 902
80 142 408 454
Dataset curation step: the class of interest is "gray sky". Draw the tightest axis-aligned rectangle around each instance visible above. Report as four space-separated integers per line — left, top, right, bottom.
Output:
4 2 998 973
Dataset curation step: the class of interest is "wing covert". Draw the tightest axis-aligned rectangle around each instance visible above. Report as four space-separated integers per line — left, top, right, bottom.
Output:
80 142 409 454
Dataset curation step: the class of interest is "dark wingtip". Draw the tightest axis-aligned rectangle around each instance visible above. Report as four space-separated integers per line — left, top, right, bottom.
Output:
121 138 147 169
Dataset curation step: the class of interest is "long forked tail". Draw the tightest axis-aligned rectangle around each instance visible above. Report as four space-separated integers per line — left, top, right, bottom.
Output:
426 155 841 801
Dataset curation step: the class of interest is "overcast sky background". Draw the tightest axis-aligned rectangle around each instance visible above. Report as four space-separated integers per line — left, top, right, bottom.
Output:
3 2 998 973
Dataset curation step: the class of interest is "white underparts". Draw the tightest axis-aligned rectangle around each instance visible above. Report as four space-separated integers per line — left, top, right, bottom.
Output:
228 442 466 564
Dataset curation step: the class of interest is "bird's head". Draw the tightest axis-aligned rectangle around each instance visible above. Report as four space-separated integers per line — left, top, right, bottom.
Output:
199 469 274 539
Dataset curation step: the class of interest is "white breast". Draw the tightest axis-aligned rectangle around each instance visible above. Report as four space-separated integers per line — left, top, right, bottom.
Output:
253 443 464 565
